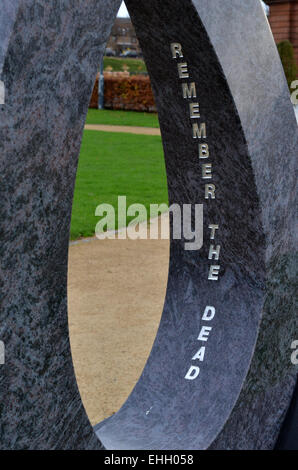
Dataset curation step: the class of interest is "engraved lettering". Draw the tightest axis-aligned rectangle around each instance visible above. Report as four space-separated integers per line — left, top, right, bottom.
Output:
208 224 219 240
208 244 221 261
202 306 216 321
171 42 183 59
202 163 212 179
185 365 200 380
197 326 212 341
177 62 189 79
208 265 220 281
192 122 206 139
189 102 200 119
192 347 206 361
182 82 197 99
199 143 209 159
205 184 216 199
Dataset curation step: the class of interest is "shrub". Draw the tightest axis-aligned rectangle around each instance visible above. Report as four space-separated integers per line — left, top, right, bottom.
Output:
277 40 297 89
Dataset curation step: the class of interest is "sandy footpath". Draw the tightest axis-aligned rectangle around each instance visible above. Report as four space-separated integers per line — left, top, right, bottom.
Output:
68 221 169 425
84 124 161 136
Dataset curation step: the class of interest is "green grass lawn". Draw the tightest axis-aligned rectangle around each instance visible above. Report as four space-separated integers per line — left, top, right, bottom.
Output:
86 109 159 128
70 130 168 240
103 56 147 74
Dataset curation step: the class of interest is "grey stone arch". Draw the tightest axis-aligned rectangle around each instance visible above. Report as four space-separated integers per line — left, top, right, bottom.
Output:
0 0 297 450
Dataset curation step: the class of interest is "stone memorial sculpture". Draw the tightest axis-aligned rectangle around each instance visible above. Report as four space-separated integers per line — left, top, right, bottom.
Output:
0 0 297 450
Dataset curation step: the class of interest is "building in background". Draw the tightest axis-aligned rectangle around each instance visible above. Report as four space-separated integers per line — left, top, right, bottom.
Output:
107 17 141 56
267 0 298 65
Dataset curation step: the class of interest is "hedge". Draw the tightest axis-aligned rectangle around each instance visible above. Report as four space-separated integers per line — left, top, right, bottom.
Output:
277 40 297 90
89 73 156 112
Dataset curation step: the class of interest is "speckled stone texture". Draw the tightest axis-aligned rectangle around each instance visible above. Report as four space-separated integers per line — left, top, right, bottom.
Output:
0 1 20 76
0 0 121 449
0 0 297 450
96 0 297 449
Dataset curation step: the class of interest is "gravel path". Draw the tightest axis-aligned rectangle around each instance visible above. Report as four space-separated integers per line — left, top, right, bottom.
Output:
68 225 169 425
85 124 161 135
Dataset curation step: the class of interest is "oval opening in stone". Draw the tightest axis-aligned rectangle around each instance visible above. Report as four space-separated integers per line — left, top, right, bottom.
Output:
68 6 170 429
